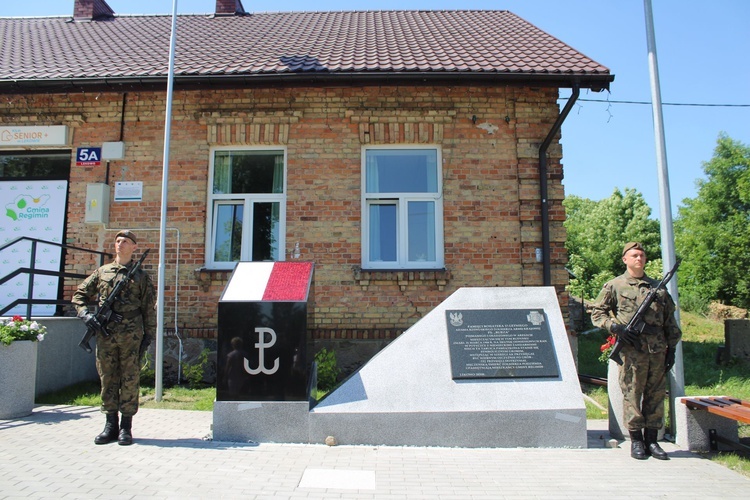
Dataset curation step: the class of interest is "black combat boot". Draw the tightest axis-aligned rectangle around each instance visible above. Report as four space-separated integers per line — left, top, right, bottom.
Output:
94 413 119 445
118 415 133 446
645 428 669 460
629 430 647 460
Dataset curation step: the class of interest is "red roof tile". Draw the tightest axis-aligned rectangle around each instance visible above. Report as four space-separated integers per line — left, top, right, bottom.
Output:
0 11 612 89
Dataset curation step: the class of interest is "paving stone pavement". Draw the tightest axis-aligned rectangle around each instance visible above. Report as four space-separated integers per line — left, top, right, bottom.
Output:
1 405 748 499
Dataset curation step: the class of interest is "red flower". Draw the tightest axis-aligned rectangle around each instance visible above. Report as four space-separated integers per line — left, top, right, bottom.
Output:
12 315 23 322
598 335 617 363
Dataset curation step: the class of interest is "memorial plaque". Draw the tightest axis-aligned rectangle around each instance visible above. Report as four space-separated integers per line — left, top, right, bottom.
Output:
446 309 560 379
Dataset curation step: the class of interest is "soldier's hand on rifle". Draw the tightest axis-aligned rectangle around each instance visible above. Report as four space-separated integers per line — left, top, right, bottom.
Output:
611 323 638 346
665 347 676 372
85 314 104 331
78 310 101 330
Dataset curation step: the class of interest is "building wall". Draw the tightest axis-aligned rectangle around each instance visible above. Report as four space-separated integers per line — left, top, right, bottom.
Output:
1 84 570 346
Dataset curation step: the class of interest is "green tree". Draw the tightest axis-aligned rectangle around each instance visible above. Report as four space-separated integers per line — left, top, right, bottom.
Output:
675 134 750 311
564 188 661 299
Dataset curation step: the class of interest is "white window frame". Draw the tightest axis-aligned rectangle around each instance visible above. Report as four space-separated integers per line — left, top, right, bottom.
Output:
361 145 444 270
206 146 287 270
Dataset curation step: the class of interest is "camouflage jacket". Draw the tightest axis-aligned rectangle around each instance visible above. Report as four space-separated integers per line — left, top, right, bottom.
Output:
590 271 681 353
71 259 156 337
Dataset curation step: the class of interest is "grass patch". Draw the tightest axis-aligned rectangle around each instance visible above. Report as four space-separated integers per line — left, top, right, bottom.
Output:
138 386 215 411
712 453 750 477
583 386 609 419
37 380 101 407
37 381 215 412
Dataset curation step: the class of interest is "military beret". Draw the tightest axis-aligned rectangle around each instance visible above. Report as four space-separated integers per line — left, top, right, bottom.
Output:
115 230 137 244
622 241 645 256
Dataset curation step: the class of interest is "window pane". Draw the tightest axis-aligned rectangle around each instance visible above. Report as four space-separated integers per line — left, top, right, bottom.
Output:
366 149 437 193
408 201 436 262
252 202 280 261
212 153 231 194
369 204 397 262
0 151 69 179
213 151 283 194
214 204 243 262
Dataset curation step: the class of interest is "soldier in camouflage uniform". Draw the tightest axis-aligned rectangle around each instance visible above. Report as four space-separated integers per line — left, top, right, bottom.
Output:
72 230 156 446
591 242 681 460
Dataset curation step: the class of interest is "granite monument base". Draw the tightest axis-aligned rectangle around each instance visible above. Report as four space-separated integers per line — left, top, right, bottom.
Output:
309 287 587 448
213 400 311 443
309 409 584 448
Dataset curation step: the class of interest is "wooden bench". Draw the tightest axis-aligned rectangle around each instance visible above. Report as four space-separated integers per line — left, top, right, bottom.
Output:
679 397 750 452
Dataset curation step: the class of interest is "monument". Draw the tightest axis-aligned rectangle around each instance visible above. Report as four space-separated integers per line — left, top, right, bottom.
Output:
210 284 587 447
308 287 587 448
212 261 314 442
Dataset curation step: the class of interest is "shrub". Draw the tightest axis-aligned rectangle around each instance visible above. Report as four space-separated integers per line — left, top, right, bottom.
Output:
314 348 340 392
679 291 710 315
183 348 210 389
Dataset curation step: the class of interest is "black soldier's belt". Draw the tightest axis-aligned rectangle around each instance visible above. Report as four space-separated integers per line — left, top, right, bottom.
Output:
639 323 664 335
112 309 142 320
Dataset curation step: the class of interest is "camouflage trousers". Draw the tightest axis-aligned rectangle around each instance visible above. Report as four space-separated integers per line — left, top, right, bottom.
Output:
95 325 143 417
618 343 668 431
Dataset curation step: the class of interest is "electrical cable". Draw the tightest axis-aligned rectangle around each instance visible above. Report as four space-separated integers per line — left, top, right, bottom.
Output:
560 98 750 108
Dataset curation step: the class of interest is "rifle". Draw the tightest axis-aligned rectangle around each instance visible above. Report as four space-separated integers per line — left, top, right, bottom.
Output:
609 260 680 365
78 249 150 353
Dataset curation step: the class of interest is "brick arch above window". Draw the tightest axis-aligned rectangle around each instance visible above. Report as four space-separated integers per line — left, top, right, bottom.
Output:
207 122 292 145
348 110 452 145
202 112 301 145
357 122 445 145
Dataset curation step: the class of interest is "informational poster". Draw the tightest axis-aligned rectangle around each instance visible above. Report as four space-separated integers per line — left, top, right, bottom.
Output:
0 180 68 316
114 181 143 201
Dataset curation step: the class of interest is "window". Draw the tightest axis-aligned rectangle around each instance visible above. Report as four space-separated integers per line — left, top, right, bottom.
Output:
362 147 443 269
207 148 286 269
0 150 70 180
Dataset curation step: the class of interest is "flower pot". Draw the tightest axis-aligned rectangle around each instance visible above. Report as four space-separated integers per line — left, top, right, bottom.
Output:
0 340 38 419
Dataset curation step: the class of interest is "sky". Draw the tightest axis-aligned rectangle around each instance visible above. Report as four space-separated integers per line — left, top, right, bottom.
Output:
3 1 749 218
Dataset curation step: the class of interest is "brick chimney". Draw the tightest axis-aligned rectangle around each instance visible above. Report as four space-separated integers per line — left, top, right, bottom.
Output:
216 0 246 15
73 0 115 20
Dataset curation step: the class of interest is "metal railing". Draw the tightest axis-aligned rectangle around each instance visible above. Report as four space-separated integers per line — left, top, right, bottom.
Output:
0 236 111 319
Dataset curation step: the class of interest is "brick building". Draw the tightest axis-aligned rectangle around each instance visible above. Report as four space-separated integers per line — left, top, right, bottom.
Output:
0 1 613 369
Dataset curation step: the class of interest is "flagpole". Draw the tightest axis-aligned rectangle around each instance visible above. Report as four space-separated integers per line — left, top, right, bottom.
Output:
156 0 178 402
643 0 683 437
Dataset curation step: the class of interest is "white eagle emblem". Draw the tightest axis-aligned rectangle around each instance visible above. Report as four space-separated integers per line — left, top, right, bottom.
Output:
449 312 463 327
